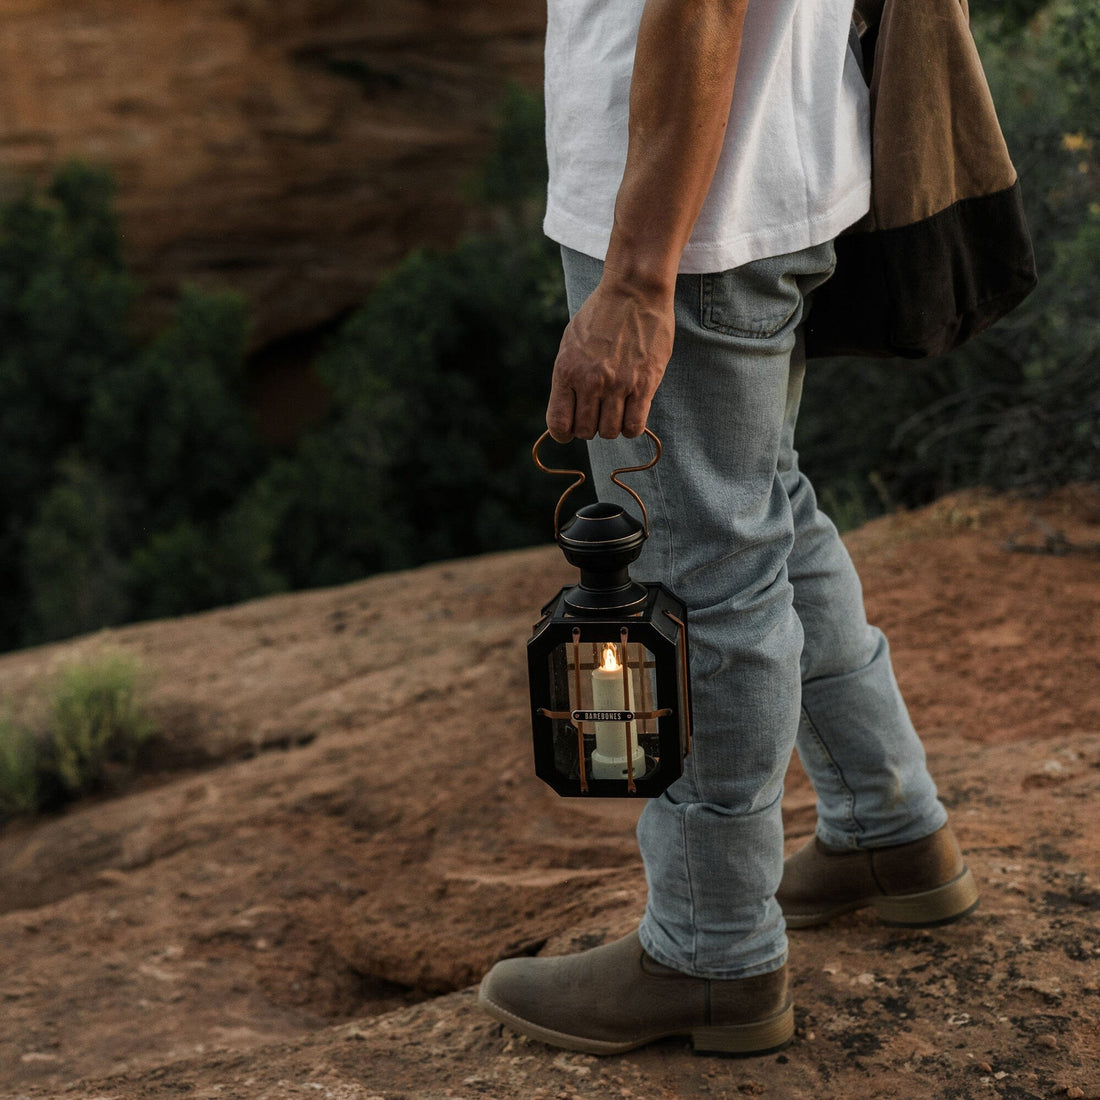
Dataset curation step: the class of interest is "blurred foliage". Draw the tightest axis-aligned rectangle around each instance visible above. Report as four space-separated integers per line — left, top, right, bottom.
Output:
0 163 279 650
0 163 133 646
795 0 1099 516
0 89 577 651
263 230 576 587
469 81 551 232
981 0 1048 35
255 83 583 590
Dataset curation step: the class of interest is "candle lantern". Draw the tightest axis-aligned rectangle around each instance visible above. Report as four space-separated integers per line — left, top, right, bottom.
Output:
527 430 692 797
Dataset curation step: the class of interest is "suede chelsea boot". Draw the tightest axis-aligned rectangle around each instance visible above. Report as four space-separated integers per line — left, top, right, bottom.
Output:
778 823 980 929
478 931 793 1056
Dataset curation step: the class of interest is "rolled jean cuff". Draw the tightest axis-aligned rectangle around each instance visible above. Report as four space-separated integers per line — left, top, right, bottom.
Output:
637 919 789 981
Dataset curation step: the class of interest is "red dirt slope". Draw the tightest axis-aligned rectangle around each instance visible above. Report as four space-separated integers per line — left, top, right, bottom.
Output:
0 487 1097 1100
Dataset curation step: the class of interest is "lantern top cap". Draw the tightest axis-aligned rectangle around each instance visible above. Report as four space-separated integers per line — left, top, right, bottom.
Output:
558 502 645 551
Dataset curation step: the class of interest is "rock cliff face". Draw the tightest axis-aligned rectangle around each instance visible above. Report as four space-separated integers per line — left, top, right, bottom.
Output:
0 0 546 348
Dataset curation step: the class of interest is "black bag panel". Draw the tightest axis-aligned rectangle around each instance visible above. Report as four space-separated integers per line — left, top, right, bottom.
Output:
805 181 1037 360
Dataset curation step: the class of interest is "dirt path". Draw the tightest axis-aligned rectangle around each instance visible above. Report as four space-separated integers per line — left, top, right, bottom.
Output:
1 487 1097 1100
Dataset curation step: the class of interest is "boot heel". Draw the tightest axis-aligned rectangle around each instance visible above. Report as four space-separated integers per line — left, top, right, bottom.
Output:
691 1004 795 1056
872 866 980 927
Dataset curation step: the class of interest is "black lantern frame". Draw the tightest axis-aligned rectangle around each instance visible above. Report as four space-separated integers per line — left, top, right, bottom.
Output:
527 431 692 797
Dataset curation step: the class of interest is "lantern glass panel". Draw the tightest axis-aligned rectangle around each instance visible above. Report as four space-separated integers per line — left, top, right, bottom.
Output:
545 638 662 785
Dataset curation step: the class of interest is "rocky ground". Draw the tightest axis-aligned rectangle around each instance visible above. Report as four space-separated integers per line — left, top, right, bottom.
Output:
1 487 1097 1100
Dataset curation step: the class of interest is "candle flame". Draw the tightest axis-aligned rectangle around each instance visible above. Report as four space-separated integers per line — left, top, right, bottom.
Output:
599 643 621 673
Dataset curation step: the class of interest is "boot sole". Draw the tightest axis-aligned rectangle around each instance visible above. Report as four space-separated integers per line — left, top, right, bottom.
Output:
478 986 795 1057
692 1003 795 1056
784 865 980 929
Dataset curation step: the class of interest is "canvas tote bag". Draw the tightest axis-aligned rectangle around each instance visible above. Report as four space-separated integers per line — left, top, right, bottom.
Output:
805 0 1038 359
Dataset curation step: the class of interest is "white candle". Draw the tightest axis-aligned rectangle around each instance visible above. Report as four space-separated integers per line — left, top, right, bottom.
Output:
589 644 645 780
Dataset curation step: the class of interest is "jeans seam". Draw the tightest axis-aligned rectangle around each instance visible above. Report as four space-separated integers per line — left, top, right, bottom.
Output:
800 704 865 840
649 450 676 585
679 803 700 970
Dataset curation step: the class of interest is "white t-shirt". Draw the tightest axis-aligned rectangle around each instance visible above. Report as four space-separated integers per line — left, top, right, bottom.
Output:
543 0 872 273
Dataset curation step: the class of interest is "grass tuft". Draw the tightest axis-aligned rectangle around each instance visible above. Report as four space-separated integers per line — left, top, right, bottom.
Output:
0 649 156 821
0 710 40 819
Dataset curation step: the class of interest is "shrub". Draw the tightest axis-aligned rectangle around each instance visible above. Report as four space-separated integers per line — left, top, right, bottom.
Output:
0 650 157 820
44 650 156 798
0 711 39 819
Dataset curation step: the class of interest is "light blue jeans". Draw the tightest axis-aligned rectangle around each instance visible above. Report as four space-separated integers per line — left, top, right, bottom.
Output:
562 243 948 980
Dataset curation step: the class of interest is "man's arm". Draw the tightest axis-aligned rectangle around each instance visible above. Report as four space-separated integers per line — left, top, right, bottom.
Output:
546 0 750 443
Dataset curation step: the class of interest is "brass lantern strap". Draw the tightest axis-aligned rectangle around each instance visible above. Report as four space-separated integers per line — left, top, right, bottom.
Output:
532 432 587 540
533 428 662 540
609 431 661 541
621 625 636 792
571 626 588 792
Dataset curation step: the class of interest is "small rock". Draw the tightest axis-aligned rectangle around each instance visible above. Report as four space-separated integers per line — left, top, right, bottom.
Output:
1035 1033 1059 1049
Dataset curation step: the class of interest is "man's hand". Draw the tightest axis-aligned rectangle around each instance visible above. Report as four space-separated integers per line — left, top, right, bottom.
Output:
545 274 675 443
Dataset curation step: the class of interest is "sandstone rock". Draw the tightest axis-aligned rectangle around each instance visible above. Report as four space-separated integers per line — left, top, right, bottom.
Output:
0 0 546 348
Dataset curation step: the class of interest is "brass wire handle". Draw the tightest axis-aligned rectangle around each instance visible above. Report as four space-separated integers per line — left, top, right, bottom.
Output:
532 428 662 540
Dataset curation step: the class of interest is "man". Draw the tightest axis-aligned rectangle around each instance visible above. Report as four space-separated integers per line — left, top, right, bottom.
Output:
479 0 978 1056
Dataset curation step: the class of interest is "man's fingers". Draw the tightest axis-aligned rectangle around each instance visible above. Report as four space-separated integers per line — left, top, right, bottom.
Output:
621 393 651 439
598 395 628 439
571 395 600 440
548 379 653 443
545 380 576 443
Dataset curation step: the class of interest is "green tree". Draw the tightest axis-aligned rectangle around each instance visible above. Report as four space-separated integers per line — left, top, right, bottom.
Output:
0 164 284 649
0 163 134 644
22 457 129 643
84 285 263 531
